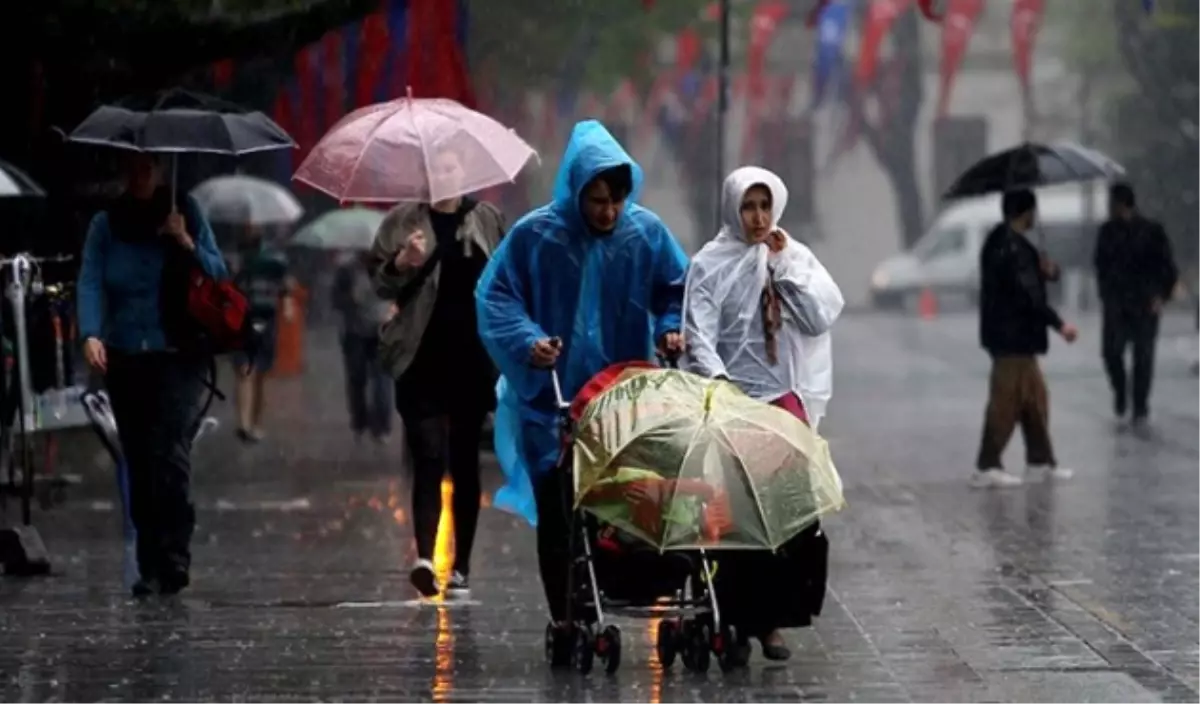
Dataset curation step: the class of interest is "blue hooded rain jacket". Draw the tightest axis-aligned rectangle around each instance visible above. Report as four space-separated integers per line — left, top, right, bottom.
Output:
476 120 689 526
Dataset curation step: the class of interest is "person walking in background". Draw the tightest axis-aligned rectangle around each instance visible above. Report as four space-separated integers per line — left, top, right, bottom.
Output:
1093 183 1178 424
972 188 1078 489
370 146 506 600
230 228 294 443
332 250 394 443
78 152 228 596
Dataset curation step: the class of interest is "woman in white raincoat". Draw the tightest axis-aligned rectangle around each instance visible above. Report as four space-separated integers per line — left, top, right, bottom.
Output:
683 165 844 661
684 165 844 427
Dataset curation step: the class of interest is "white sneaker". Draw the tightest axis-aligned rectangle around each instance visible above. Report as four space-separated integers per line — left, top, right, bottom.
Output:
410 559 440 598
446 571 470 599
1028 464 1074 481
970 469 1024 488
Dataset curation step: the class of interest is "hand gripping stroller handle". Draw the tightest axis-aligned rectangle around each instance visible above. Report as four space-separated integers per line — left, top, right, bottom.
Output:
656 352 681 369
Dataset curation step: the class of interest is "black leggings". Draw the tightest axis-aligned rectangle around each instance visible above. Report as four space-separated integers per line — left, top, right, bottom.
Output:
106 351 204 582
399 406 487 575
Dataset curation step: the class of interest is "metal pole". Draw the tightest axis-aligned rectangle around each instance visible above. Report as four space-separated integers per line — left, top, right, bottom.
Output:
7 256 34 525
714 0 731 228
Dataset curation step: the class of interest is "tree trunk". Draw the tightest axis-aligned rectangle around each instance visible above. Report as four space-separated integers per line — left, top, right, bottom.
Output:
853 7 926 249
886 139 926 250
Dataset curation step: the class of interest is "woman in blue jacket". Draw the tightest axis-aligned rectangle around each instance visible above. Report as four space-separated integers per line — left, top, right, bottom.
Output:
77 152 227 597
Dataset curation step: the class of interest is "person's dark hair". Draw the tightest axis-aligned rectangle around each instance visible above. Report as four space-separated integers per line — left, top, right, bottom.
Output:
589 165 633 202
1001 188 1037 221
1109 182 1136 209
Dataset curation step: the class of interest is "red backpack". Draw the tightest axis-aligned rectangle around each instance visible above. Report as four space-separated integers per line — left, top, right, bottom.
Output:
185 265 250 353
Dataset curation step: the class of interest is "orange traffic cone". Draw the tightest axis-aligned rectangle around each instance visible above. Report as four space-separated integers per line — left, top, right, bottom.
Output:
269 286 308 378
918 288 938 320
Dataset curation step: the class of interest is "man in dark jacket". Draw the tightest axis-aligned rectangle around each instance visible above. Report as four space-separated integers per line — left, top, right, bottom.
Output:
973 189 1079 488
1093 183 1178 423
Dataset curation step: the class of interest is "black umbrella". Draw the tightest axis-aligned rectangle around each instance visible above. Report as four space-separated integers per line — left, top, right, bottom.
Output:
0 159 45 198
943 142 1125 200
68 88 295 156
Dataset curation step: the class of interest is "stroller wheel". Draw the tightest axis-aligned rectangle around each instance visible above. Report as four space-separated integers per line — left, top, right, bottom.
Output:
545 622 571 669
598 624 622 674
681 620 711 673
656 620 679 669
570 623 595 675
717 624 749 672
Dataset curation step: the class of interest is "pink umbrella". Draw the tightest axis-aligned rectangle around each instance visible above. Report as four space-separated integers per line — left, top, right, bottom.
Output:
293 93 538 204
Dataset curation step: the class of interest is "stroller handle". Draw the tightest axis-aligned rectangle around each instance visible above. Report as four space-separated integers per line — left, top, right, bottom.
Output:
547 350 679 413
551 368 569 412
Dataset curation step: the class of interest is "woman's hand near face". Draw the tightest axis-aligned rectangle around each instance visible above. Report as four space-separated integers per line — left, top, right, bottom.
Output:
767 229 787 254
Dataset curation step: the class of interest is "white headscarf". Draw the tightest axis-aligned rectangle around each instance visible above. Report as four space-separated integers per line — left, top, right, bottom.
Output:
682 166 845 427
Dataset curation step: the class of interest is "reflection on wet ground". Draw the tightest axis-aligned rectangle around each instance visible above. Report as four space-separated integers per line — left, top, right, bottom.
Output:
2 312 1196 702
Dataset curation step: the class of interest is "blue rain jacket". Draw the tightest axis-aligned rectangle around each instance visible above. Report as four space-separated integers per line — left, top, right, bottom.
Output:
476 120 689 526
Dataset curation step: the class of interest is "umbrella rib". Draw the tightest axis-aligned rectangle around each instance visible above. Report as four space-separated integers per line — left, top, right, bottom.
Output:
711 421 776 549
660 420 710 550
455 128 531 188
410 101 438 203
582 409 693 483
1043 147 1088 179
338 102 407 204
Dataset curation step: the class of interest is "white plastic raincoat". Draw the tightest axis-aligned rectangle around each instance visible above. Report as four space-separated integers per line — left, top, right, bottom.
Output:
682 166 845 427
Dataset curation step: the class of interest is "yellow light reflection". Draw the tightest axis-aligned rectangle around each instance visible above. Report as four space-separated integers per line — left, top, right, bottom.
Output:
433 477 455 586
432 605 454 703
431 478 456 703
646 617 663 704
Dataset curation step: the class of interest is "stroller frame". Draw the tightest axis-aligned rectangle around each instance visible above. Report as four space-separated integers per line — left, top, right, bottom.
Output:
543 368 749 676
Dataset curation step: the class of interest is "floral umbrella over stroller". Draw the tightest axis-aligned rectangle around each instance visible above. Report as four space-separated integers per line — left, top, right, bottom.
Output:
570 363 846 551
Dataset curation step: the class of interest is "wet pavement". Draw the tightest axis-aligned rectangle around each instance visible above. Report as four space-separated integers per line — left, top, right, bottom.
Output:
1 311 1196 702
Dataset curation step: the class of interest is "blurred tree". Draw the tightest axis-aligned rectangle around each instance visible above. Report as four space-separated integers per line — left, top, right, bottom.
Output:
847 5 926 249
1110 0 1198 277
467 0 717 97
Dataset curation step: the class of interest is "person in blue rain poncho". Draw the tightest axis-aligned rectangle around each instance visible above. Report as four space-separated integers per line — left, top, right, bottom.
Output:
475 120 688 625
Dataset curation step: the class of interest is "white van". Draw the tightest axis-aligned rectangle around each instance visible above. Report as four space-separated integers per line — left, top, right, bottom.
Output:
868 181 1109 308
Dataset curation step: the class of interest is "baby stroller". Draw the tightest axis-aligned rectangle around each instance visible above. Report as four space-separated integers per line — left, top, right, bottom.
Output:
541 361 841 675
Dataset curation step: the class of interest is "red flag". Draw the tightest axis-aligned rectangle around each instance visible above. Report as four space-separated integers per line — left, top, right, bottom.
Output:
936 0 984 116
294 45 319 161
917 0 944 20
321 31 344 133
676 28 702 76
355 10 389 109
855 0 915 87
746 0 788 100
1011 0 1045 96
744 0 789 162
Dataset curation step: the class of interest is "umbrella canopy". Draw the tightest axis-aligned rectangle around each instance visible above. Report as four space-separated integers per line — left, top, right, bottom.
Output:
944 141 1125 200
191 175 303 226
68 88 295 156
291 207 385 251
293 93 538 204
569 363 845 551
0 159 45 198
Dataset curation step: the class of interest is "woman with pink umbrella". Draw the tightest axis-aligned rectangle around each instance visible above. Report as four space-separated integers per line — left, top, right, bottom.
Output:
295 93 536 599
